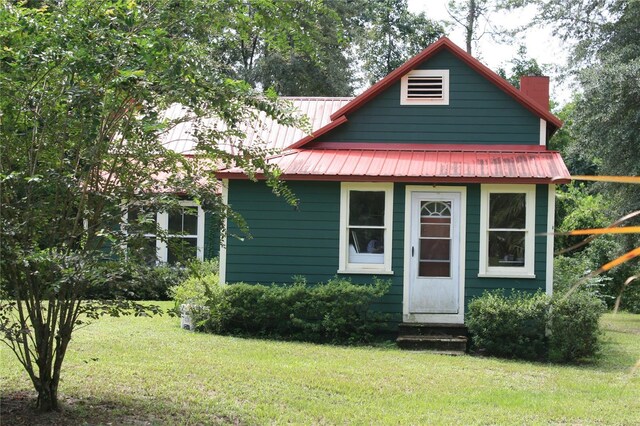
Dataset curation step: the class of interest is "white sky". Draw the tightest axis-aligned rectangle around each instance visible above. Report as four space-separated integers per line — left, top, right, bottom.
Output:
407 0 572 105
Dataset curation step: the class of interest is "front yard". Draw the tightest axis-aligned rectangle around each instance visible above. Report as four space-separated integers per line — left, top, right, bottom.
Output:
1 304 638 425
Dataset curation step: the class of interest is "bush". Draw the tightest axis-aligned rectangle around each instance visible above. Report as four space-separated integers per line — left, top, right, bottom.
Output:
467 290 549 360
201 277 391 344
548 291 606 363
169 273 219 307
86 261 187 300
185 258 219 279
553 255 612 301
467 289 606 363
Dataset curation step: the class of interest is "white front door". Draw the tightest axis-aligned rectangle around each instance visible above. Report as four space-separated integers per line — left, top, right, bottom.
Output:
407 191 463 317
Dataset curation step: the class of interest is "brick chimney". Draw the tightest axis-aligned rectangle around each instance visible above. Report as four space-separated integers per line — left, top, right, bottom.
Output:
520 76 550 111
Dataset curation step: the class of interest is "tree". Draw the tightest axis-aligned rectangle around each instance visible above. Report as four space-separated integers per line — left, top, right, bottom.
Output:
447 0 487 54
356 0 446 84
0 0 306 412
497 45 545 88
215 0 356 96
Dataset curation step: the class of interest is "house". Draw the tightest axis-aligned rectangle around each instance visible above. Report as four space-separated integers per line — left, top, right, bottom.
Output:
212 37 570 343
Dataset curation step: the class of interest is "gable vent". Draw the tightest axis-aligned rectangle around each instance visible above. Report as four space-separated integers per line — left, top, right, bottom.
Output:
407 75 443 100
401 70 449 105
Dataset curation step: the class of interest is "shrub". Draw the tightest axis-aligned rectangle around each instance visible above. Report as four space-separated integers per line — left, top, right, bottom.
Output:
554 254 612 301
185 258 220 279
548 291 606 363
467 289 606 363
86 261 187 300
467 290 549 360
202 277 391 344
169 272 219 307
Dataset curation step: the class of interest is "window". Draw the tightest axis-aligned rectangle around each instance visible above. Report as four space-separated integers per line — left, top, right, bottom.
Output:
400 70 449 105
419 201 452 278
127 201 205 264
339 183 393 274
479 185 536 278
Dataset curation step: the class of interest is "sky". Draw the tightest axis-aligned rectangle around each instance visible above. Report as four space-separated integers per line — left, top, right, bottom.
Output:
407 0 572 105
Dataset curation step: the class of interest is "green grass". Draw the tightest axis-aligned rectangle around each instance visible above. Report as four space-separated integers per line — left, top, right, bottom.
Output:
2 305 639 425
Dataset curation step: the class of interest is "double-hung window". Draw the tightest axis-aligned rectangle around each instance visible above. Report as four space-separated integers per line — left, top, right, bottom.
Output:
339 183 393 274
479 185 536 278
127 201 205 264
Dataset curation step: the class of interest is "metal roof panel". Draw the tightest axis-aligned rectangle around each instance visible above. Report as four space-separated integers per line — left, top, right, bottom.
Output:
220 148 571 184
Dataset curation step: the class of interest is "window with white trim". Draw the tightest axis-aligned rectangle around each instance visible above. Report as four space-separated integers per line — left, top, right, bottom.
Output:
127 201 205 264
339 183 393 274
400 69 450 105
479 185 536 278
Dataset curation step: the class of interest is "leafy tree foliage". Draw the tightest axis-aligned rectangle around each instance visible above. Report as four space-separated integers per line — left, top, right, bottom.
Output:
215 0 357 96
356 0 445 84
497 45 545 88
0 0 307 412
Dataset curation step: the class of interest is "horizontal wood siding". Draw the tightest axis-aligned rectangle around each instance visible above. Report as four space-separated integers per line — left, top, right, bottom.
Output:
222 181 550 322
316 50 539 145
204 212 219 260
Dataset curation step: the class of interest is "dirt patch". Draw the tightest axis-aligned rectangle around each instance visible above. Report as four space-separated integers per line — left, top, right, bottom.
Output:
1 391 158 426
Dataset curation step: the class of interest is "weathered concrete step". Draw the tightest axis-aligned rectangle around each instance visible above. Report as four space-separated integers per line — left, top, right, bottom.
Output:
397 323 468 338
396 335 468 353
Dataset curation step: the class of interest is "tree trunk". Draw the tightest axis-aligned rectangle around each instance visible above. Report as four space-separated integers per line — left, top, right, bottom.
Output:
466 0 477 55
36 378 59 412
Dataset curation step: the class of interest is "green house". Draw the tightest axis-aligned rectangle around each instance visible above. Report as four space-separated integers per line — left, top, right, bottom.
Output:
215 37 570 332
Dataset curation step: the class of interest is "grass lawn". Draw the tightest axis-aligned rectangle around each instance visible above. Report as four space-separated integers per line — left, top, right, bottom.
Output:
1 303 639 425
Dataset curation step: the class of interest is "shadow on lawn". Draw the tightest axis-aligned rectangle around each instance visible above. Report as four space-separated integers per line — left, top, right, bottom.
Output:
1 390 243 426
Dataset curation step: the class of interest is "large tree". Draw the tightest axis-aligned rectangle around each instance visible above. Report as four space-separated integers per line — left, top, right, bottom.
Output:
356 0 446 84
215 0 357 96
0 0 307 412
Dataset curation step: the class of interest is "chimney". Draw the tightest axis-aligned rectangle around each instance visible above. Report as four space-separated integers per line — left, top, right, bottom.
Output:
520 76 550 111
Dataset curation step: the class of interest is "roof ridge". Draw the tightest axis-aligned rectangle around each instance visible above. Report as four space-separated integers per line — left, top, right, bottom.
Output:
281 96 355 101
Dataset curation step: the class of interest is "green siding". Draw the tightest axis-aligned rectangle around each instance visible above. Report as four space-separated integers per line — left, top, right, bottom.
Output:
316 50 539 145
225 180 341 284
203 212 219 259
223 180 550 322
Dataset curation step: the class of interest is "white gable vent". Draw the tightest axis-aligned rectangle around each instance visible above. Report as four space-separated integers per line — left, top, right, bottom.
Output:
401 70 449 105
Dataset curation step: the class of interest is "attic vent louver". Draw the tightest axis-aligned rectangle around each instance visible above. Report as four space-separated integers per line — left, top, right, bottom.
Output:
401 70 449 105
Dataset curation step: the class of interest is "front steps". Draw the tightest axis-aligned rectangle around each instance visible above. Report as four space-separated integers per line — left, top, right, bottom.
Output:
396 323 468 354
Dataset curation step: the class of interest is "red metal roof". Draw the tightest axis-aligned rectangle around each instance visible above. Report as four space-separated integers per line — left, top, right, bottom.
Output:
217 147 571 184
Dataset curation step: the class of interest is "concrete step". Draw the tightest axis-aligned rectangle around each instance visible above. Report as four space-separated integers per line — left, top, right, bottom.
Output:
396 335 468 354
397 322 468 338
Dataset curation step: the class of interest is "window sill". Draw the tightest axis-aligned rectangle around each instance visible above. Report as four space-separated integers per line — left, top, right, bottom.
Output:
477 272 536 279
337 269 394 276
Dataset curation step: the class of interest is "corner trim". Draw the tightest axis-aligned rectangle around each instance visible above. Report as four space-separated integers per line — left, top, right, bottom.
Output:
546 184 556 296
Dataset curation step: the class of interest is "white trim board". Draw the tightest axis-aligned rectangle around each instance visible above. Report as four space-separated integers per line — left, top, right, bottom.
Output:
539 119 547 146
546 184 556 296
